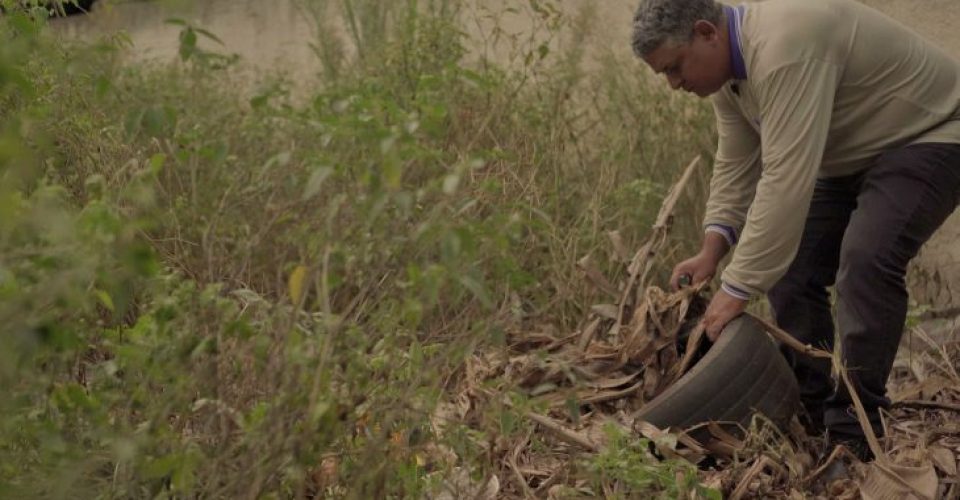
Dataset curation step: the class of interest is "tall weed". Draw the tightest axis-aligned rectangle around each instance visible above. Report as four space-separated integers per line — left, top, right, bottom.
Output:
0 0 714 497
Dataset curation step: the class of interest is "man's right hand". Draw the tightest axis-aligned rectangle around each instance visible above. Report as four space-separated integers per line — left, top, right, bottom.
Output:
670 231 731 290
670 253 719 290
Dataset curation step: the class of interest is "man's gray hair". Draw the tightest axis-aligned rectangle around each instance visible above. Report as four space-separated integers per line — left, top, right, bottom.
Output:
631 0 724 57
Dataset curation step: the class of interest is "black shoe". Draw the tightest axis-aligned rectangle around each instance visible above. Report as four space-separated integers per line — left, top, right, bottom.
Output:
827 433 874 462
798 408 826 436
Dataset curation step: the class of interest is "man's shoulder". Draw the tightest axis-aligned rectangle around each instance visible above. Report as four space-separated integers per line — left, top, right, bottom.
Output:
746 0 854 27
743 0 855 77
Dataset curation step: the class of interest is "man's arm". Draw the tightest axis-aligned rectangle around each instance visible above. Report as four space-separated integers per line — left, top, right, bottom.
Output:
703 88 763 244
673 89 761 291
701 59 841 339
721 59 841 297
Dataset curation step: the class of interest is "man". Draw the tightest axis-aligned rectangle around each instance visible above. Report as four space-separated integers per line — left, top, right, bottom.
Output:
631 0 960 459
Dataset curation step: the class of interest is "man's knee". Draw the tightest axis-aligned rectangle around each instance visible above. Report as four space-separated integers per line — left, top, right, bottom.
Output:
768 267 834 316
838 238 907 287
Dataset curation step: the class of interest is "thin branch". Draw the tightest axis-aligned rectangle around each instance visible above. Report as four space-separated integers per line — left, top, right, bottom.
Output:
524 411 599 452
747 313 832 359
911 326 960 382
804 445 853 483
507 432 536 499
729 456 773 500
836 359 885 461
893 399 960 412
579 380 644 405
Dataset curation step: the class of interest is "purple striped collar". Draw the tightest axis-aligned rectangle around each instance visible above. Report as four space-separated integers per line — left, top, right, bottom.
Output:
725 4 747 80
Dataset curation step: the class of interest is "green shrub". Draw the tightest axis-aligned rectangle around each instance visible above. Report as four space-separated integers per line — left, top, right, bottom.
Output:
582 425 721 499
0 1 715 497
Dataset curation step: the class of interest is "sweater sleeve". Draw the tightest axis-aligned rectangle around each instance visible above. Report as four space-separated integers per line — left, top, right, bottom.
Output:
721 59 841 296
703 88 762 236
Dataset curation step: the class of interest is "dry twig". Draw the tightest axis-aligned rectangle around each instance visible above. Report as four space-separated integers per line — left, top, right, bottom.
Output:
524 412 599 452
615 156 701 330
507 433 536 499
893 399 960 412
748 312 832 359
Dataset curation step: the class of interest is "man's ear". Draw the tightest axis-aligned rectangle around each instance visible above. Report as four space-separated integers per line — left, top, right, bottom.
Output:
692 19 720 42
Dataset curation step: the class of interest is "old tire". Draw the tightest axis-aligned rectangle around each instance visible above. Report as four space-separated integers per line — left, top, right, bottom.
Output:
635 315 800 438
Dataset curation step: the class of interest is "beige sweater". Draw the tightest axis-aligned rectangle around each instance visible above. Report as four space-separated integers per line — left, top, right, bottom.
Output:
708 0 960 297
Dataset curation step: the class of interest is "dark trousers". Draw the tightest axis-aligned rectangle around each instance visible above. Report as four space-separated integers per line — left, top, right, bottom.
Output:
767 143 960 439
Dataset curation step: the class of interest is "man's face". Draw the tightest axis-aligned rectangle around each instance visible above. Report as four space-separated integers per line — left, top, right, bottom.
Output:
642 20 731 97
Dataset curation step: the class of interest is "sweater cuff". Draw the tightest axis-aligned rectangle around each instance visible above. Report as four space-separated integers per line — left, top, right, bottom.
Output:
705 224 738 246
721 281 753 301
719 267 768 299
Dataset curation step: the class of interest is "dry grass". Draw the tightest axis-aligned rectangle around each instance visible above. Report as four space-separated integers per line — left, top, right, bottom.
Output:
2 1 956 498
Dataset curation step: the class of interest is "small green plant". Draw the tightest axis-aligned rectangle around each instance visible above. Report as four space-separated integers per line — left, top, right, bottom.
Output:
583 425 721 499
165 18 239 69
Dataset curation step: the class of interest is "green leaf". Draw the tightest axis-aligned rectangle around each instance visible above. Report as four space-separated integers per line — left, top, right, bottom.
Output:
458 275 493 309
499 409 517 435
538 43 550 60
149 153 166 174
111 438 137 463
309 401 331 424
56 383 99 412
288 265 309 304
123 109 144 136
94 75 111 98
442 173 460 195
260 151 292 178
302 166 333 201
250 94 269 109
565 395 581 425
179 28 197 61
141 106 177 137
383 156 401 190
95 289 115 312
194 27 225 45
143 454 178 479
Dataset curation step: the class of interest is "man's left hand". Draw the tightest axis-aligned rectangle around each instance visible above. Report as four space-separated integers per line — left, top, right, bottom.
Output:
702 289 748 341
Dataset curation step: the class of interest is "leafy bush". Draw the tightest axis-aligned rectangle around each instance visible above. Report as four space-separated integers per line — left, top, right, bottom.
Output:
0 0 715 497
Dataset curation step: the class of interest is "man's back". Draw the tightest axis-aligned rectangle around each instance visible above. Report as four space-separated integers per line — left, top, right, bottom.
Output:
725 0 960 176
707 0 960 295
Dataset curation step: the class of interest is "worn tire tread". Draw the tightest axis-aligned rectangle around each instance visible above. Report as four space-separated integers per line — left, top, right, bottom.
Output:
635 315 799 433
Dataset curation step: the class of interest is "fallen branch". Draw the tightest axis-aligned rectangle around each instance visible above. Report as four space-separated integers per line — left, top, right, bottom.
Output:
524 411 600 452
892 399 960 412
579 381 644 405
836 358 885 461
911 327 960 382
730 456 775 500
507 433 536 499
803 445 853 483
577 317 601 351
747 313 832 359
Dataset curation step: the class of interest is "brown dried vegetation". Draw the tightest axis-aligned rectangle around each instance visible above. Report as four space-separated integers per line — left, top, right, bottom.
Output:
421 161 960 499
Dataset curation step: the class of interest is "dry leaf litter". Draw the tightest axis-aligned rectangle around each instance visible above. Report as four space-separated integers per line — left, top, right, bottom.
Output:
422 158 960 499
